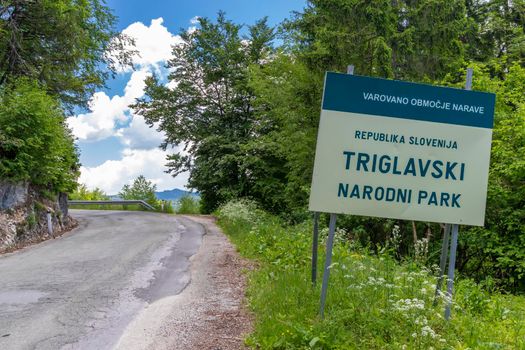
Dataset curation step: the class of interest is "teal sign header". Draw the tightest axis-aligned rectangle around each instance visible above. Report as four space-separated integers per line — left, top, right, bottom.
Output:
322 72 496 129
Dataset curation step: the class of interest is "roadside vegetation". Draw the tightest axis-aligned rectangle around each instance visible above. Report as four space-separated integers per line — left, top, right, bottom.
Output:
2 0 524 345
69 177 174 213
175 195 201 214
0 0 132 193
69 176 200 214
218 200 525 349
135 0 525 293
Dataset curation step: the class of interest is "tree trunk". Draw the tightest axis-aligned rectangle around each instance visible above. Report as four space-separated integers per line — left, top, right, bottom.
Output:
411 220 418 244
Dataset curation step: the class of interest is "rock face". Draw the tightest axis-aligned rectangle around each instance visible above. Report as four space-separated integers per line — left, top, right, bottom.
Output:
0 181 28 210
0 181 76 251
58 192 69 220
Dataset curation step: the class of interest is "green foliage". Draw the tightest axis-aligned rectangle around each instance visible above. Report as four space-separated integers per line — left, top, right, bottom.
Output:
465 0 525 68
284 0 468 81
175 195 201 214
0 79 79 193
34 201 46 212
0 0 134 108
26 211 37 230
119 175 157 206
69 184 109 201
248 54 324 216
130 3 524 291
133 13 287 213
438 63 525 292
217 200 525 349
69 182 176 213
248 1 525 291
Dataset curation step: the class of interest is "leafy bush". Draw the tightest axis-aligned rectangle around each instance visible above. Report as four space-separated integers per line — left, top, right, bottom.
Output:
158 200 175 214
448 63 525 293
217 200 525 349
216 199 261 223
0 79 79 193
175 195 201 214
69 185 109 200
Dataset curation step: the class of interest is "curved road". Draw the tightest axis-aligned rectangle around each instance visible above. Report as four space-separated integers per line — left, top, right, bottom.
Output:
0 210 205 350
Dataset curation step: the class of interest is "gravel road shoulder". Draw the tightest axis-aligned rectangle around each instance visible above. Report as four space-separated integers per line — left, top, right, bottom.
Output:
115 215 253 350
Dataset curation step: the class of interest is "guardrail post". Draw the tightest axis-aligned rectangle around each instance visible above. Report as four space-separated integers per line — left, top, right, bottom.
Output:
46 211 54 237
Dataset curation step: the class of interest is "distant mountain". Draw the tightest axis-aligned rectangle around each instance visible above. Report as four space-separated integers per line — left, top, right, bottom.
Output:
155 188 199 202
107 189 198 202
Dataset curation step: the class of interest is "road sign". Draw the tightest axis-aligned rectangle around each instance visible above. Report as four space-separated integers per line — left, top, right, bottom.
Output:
309 73 495 226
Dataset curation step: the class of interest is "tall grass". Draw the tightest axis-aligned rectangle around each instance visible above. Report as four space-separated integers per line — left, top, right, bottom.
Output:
175 195 201 214
217 200 525 350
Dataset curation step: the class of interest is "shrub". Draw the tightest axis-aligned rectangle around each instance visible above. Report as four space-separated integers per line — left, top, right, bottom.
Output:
175 195 201 214
0 79 79 193
217 199 525 349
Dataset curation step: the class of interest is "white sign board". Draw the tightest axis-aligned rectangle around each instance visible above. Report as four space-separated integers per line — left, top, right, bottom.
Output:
309 73 495 226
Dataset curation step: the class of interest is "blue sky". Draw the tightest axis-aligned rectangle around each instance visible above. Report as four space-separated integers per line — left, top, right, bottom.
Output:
67 0 306 194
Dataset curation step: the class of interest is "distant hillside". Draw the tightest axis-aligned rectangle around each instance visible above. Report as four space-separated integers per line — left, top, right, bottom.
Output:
155 188 199 202
108 189 198 202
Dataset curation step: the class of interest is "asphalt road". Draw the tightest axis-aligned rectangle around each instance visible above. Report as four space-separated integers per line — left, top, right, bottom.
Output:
0 210 205 350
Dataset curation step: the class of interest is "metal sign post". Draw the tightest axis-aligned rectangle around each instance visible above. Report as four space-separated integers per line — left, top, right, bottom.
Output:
433 223 451 306
445 223 459 319
315 65 355 316
311 212 320 285
319 213 337 318
441 68 473 320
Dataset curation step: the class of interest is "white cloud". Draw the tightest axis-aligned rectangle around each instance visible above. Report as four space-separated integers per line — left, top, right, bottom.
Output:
121 17 183 72
190 16 200 25
67 16 182 142
79 148 189 194
187 16 200 34
124 68 150 100
67 92 127 141
72 17 195 191
116 115 165 150
67 68 151 142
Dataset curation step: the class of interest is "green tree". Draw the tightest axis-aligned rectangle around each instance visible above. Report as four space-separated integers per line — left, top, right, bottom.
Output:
465 0 525 67
248 54 323 217
443 63 525 292
134 13 286 213
69 184 109 200
284 0 468 81
250 0 525 293
0 0 133 109
0 78 79 193
244 0 471 218
119 175 157 206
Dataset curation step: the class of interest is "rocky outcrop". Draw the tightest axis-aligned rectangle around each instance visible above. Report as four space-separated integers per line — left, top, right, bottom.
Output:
58 192 69 218
0 181 28 210
0 181 76 251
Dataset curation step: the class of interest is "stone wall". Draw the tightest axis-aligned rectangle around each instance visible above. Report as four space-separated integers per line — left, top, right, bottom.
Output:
0 181 75 251
0 181 28 210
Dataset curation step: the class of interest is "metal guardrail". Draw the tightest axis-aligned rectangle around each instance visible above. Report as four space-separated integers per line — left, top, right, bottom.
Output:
68 200 156 211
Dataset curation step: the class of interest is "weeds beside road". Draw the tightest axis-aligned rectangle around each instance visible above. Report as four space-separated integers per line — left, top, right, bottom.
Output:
217 200 525 349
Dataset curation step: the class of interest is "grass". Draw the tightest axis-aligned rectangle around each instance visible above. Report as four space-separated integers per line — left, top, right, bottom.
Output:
217 200 525 350
175 195 201 214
